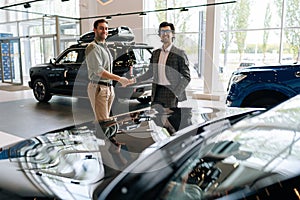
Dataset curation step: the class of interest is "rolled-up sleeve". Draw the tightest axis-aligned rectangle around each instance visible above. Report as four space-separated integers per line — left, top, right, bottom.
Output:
85 43 105 80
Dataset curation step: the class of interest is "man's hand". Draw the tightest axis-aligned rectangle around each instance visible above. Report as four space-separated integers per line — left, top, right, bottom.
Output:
118 77 129 87
127 78 136 85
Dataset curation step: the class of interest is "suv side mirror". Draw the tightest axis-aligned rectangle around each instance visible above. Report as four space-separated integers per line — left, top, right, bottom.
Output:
50 58 56 64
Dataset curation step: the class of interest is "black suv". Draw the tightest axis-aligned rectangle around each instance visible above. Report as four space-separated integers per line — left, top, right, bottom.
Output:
28 26 153 103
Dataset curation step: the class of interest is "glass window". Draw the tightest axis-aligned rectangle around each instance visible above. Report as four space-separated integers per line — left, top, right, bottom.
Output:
248 0 281 29
284 0 300 27
18 18 44 36
218 0 300 84
29 37 42 66
43 17 57 35
144 0 205 33
0 22 18 37
144 0 207 80
281 28 300 64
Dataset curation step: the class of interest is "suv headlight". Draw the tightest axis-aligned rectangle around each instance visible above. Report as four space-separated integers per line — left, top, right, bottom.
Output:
231 74 247 83
227 74 247 91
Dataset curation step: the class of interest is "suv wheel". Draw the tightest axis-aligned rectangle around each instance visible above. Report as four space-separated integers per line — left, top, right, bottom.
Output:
137 96 151 104
247 97 280 108
33 79 52 102
242 91 288 108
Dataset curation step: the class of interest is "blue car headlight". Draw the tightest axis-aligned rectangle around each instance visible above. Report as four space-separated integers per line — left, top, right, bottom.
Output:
227 74 247 91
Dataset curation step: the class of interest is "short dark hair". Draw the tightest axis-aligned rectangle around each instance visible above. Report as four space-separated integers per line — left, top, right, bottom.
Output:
93 19 108 29
159 21 175 33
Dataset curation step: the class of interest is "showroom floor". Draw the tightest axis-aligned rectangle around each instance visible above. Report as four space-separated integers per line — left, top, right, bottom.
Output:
0 80 227 148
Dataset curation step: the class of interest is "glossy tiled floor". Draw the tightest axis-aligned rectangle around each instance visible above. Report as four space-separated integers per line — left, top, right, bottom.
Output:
0 89 91 143
0 81 226 148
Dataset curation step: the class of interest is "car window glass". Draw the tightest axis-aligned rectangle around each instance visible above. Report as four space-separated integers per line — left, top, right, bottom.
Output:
132 49 151 76
58 50 79 64
239 62 255 67
112 47 151 77
133 48 151 64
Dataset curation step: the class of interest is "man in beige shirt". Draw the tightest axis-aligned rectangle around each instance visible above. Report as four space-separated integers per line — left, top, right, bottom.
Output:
85 19 129 121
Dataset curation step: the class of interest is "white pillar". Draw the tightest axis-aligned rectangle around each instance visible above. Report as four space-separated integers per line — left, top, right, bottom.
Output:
193 0 224 101
204 0 221 94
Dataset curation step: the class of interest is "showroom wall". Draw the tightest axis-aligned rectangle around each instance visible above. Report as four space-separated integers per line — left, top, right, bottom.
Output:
79 0 144 42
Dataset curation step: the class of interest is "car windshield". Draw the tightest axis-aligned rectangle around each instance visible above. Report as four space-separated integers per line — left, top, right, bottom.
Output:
159 131 300 199
158 100 300 199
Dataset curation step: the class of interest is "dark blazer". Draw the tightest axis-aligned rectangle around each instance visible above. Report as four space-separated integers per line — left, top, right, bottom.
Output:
136 45 191 102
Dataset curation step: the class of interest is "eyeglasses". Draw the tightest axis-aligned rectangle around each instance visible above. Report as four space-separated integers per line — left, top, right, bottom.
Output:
159 30 173 35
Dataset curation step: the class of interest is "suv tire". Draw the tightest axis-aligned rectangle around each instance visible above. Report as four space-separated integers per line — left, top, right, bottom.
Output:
33 78 52 102
241 91 288 108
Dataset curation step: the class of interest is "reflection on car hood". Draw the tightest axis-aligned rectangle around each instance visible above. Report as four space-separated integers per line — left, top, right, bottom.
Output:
223 95 300 173
99 96 300 200
0 105 259 199
200 95 300 199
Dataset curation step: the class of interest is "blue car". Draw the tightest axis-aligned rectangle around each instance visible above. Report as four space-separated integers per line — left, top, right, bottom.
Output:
226 63 300 108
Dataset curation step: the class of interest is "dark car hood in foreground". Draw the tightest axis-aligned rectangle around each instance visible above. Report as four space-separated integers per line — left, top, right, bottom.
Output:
100 96 300 200
0 105 260 200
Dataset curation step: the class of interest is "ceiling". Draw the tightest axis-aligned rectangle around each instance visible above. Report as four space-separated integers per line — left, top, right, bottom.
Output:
0 0 237 21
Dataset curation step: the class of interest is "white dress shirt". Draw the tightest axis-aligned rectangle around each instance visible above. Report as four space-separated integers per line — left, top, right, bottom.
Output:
157 44 172 85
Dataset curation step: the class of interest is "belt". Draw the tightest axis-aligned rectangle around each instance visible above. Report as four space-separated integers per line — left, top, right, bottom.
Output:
90 80 112 86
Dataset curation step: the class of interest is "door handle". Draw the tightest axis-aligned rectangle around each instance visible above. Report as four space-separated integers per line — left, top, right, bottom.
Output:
64 69 68 78
295 71 300 78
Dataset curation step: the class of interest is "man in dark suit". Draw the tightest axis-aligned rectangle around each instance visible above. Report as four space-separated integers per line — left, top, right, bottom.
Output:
131 21 191 108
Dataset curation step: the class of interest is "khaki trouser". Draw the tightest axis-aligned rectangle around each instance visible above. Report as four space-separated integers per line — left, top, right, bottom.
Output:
87 82 115 121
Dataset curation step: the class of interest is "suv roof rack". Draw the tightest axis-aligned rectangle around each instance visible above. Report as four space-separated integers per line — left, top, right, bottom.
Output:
78 26 135 43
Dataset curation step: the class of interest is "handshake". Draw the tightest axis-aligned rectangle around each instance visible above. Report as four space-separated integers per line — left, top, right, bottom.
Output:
118 77 136 87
